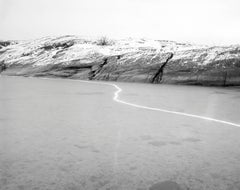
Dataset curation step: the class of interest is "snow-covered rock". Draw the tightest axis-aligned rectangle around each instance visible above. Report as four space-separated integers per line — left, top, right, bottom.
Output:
0 35 240 86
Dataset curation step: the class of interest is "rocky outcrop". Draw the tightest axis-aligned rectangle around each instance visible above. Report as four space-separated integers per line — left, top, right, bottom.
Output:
0 41 11 49
0 61 6 72
0 40 16 49
0 35 240 86
162 47 240 86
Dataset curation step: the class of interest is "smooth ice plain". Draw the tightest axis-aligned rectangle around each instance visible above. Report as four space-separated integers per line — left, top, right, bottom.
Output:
1 76 240 190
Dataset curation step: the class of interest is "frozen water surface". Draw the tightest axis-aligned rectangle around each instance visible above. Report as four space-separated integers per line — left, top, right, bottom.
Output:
0 76 240 190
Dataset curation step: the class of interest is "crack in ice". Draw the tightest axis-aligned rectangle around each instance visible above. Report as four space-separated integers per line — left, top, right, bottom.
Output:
79 80 240 128
35 77 240 128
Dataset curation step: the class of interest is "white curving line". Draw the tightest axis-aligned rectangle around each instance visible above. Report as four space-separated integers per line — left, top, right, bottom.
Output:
77 79 240 128
29 77 240 128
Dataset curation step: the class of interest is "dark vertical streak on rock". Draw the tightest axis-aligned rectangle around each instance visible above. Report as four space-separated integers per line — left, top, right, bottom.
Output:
0 61 7 73
151 53 173 83
89 58 108 80
223 71 228 86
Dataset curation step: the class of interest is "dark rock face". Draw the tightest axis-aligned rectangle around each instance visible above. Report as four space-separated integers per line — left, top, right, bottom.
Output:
0 35 240 86
93 53 173 83
0 61 6 72
162 50 240 86
0 41 11 49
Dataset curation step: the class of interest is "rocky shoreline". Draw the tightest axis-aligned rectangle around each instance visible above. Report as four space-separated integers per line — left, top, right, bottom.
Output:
1 35 240 86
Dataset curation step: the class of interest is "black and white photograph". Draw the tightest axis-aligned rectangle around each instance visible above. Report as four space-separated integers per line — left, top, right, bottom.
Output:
0 0 240 189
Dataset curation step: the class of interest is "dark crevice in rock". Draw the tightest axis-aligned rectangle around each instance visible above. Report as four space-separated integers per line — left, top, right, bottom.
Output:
65 65 92 70
0 61 7 73
151 53 174 83
223 71 228 86
89 58 108 80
